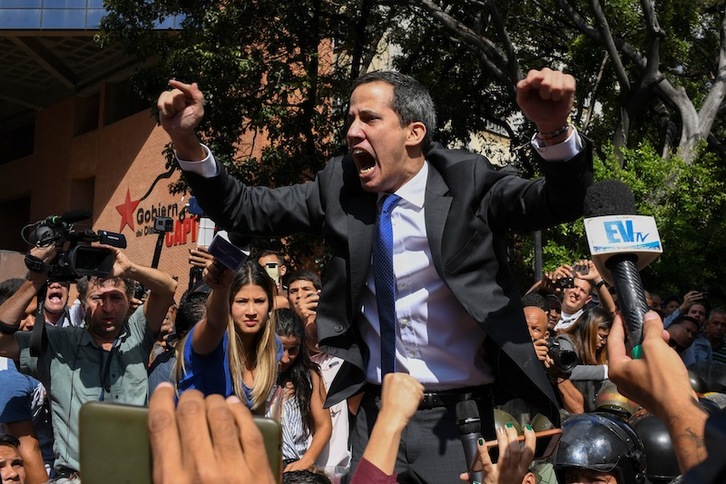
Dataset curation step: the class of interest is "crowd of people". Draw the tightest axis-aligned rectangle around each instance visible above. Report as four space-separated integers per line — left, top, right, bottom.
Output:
1 65 726 484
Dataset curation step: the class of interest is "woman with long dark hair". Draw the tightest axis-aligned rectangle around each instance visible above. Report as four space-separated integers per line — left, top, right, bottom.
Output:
268 308 332 472
557 306 613 412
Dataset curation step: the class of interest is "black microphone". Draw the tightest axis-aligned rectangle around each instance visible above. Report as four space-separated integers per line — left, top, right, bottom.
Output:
456 399 484 483
45 209 92 225
584 180 662 350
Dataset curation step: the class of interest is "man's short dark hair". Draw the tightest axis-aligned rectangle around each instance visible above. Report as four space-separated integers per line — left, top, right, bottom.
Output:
671 315 699 328
0 433 20 450
255 249 285 267
352 70 437 149
662 294 680 307
521 292 549 312
175 291 208 338
0 278 25 305
545 293 562 311
77 275 135 300
282 469 332 484
287 269 322 291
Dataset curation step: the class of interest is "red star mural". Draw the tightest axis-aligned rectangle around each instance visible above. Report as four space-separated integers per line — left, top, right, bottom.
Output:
115 188 141 232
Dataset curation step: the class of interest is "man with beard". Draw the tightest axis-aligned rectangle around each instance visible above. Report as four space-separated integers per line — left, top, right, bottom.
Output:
0 245 176 481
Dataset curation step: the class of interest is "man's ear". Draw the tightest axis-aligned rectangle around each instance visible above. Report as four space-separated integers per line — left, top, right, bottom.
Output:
405 121 426 147
522 472 537 484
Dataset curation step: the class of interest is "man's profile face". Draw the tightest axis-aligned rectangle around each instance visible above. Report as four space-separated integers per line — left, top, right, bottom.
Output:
347 81 424 194
562 278 592 313
19 299 37 332
707 313 726 342
83 279 130 339
44 281 69 316
524 307 549 341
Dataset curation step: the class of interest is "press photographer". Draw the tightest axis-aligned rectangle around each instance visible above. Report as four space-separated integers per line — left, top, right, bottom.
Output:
0 229 177 481
521 293 584 414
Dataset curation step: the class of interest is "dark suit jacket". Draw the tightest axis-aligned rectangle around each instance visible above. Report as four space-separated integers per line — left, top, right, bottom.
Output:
184 140 593 425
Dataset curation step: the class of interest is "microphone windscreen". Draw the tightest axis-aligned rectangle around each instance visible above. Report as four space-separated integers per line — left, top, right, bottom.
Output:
455 399 481 435
61 209 93 224
583 180 637 218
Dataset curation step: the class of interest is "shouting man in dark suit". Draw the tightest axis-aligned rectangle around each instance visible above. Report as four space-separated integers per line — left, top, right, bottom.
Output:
157 68 592 483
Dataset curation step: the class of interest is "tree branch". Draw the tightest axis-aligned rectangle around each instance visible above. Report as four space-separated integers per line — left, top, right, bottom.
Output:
697 4 726 137
404 0 512 85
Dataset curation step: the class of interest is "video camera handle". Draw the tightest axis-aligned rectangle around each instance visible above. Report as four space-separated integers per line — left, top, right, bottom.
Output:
151 231 165 269
29 284 49 357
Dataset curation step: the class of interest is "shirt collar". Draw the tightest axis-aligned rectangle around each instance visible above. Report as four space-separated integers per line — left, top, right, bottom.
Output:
79 324 129 348
379 160 428 209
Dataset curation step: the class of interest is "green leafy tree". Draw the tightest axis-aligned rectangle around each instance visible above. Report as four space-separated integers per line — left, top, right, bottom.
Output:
99 0 399 268
520 143 726 303
98 0 726 293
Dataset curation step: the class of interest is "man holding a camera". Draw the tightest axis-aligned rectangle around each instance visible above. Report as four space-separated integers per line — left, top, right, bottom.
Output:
536 259 615 333
0 243 177 482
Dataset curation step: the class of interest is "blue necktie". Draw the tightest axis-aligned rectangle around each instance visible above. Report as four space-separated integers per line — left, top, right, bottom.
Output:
373 194 401 376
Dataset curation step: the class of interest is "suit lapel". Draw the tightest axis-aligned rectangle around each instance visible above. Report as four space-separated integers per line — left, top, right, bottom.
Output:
424 165 452 278
347 195 376 309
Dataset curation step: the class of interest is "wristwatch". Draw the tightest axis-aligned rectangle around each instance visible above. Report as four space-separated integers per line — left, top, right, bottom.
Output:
594 279 606 289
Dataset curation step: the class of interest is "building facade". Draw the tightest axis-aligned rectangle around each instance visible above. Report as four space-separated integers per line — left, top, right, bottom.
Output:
1 2 199 298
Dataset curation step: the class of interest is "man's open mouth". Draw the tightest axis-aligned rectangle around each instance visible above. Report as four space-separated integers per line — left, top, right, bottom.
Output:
352 148 376 174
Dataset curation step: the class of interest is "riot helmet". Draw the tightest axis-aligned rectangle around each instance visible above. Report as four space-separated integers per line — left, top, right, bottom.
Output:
630 412 680 483
594 380 640 418
554 412 647 483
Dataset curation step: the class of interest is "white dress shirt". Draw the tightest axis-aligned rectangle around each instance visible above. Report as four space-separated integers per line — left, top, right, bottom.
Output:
359 162 492 389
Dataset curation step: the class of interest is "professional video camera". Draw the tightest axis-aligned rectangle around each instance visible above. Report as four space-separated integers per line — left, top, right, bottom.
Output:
21 210 127 282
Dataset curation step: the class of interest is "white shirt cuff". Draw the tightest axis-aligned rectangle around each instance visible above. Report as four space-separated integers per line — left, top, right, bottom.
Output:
176 144 219 178
531 127 584 162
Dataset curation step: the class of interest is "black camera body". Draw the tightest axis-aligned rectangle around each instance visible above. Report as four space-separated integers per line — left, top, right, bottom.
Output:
545 337 578 376
24 211 127 282
554 276 575 290
154 216 174 233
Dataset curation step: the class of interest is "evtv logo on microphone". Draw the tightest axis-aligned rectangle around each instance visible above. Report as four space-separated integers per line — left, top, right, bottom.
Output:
603 220 651 244
585 215 663 255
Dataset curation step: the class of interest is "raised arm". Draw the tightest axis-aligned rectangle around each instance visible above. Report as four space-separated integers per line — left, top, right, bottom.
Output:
105 245 177 336
574 259 616 315
0 246 56 360
608 311 708 473
191 262 234 355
